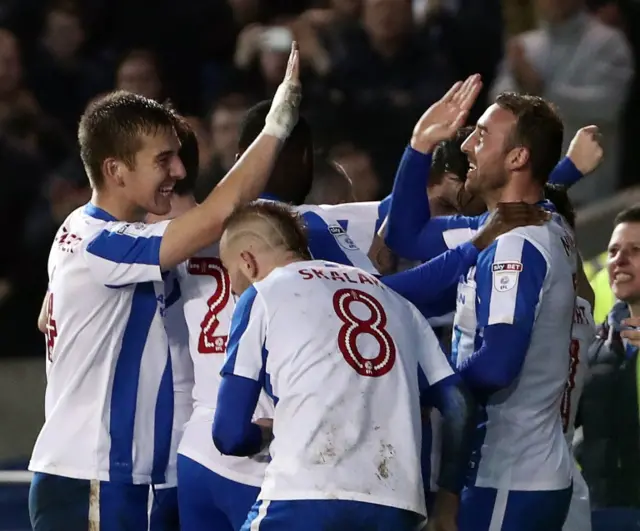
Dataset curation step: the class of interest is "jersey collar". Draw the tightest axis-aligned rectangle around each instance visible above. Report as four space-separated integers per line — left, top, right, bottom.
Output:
84 202 118 222
259 193 283 202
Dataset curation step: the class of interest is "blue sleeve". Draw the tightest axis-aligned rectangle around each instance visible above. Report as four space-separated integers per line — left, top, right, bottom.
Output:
458 237 548 394
548 157 583 188
381 241 478 315
212 375 264 456
385 147 482 261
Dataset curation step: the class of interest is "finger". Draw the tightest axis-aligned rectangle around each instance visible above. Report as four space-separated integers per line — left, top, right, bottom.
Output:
440 81 463 103
621 330 640 344
285 41 300 82
449 109 469 132
454 74 482 109
623 317 640 327
581 125 599 135
450 76 474 105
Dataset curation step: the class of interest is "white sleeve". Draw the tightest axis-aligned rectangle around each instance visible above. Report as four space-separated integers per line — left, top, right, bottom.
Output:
83 220 170 287
220 285 267 382
411 305 455 386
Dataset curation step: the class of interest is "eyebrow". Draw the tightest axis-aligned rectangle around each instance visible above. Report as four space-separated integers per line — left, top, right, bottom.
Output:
155 150 175 161
476 124 488 133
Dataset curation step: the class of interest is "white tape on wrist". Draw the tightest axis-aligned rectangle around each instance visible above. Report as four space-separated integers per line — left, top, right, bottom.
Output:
263 81 302 140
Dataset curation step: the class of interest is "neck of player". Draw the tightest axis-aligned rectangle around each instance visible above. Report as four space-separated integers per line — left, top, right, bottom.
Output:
629 302 640 318
90 190 147 222
484 181 544 211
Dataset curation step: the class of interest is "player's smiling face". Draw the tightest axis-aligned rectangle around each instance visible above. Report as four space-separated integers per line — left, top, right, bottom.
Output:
121 129 185 216
608 221 640 303
461 104 514 201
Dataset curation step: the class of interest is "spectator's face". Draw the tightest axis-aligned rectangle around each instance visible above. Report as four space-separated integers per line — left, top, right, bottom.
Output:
461 104 514 201
0 32 21 96
535 0 583 23
210 107 245 165
363 0 412 44
44 10 84 60
117 57 162 101
332 0 362 18
118 130 186 216
607 221 640 304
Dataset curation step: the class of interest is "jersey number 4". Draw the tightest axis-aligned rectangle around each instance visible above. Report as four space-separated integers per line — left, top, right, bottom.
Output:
560 339 580 433
188 258 231 354
332 288 396 377
45 293 58 362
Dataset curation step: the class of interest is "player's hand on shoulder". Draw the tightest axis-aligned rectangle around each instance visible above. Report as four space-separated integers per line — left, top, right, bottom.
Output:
368 234 397 275
471 202 550 250
410 74 482 154
264 42 302 141
567 125 604 176
621 317 640 348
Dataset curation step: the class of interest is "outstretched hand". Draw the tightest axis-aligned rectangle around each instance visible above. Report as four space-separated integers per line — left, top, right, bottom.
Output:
566 125 604 176
411 74 483 155
264 42 302 140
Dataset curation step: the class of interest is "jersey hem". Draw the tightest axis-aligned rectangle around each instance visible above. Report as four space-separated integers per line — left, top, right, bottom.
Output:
258 489 426 517
472 476 572 491
176 447 264 488
28 462 156 485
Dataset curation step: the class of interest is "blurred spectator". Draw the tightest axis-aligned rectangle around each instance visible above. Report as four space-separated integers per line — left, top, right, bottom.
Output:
28 4 105 135
197 94 250 201
305 154 356 205
332 143 381 201
582 206 640 509
0 28 38 123
115 49 164 101
490 0 634 206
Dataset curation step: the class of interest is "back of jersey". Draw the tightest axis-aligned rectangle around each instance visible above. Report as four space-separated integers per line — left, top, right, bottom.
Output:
226 261 454 516
563 297 595 446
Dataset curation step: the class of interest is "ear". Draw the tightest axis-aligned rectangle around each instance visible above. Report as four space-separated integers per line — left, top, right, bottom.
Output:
102 158 126 187
506 146 530 172
239 250 259 281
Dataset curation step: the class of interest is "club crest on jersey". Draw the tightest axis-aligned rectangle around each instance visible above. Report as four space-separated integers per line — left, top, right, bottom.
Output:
328 224 359 251
116 222 146 236
492 261 522 292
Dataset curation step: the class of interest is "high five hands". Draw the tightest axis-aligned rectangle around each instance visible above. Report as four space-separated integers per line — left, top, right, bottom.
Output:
411 75 483 155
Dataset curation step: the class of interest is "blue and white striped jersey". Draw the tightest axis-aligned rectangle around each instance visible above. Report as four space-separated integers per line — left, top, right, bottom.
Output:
453 214 577 491
29 203 174 485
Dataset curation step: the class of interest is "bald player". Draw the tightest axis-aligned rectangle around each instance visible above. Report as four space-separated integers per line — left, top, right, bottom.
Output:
213 200 475 531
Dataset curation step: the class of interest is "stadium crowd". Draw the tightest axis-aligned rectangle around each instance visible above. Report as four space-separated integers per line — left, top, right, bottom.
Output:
2 0 640 530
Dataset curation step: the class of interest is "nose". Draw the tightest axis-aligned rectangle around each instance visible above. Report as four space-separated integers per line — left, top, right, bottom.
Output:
172 155 186 181
461 132 475 155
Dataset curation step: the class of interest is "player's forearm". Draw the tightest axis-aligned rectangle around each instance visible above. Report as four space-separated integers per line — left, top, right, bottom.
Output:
382 241 478 307
159 133 283 270
458 324 531 395
213 375 264 457
432 375 476 494
548 157 583 188
385 147 433 260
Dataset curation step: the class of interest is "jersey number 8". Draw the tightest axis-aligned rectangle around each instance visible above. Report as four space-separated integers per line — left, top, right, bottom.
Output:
332 288 396 377
188 257 231 354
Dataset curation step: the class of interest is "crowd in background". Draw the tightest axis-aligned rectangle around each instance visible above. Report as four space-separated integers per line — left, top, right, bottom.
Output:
0 0 638 358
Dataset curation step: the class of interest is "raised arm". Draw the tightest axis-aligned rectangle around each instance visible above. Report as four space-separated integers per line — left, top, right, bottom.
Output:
213 286 270 457
385 75 483 261
159 43 302 270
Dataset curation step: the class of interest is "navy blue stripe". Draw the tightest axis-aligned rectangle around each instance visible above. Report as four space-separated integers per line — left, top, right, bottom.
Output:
260 345 278 405
151 348 174 483
109 282 158 482
302 211 352 265
165 278 181 309
86 230 162 265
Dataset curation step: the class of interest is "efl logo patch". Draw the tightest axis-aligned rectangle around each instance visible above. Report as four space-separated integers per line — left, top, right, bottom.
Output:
328 224 359 251
492 261 523 292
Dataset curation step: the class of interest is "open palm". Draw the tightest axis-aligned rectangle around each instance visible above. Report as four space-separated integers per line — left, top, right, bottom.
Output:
411 74 483 154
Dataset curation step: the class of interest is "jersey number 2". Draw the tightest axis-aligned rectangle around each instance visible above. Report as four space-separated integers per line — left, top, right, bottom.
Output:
560 339 580 433
332 288 396 377
188 258 231 354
